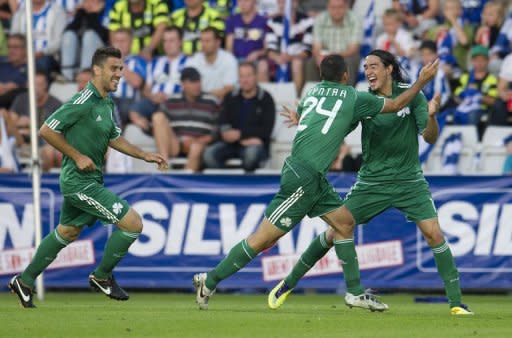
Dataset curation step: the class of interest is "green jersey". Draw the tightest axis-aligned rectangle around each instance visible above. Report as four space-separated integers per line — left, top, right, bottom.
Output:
358 82 428 182
44 82 121 194
290 81 385 174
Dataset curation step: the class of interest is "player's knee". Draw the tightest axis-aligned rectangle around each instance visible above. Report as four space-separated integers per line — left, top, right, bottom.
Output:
426 230 445 247
324 228 335 245
131 211 143 233
57 224 81 242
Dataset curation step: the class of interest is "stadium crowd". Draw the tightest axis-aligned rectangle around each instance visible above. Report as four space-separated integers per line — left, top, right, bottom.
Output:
0 0 512 174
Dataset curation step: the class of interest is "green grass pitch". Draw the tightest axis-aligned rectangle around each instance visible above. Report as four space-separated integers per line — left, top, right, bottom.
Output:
1 292 511 337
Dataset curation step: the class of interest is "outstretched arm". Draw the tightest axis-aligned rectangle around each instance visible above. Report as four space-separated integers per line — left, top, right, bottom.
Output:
422 93 440 144
109 136 169 170
381 59 439 113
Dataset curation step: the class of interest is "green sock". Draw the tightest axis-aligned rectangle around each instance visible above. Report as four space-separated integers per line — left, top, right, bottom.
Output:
93 230 140 279
432 240 461 308
284 232 331 288
20 229 70 288
334 238 365 295
205 239 257 290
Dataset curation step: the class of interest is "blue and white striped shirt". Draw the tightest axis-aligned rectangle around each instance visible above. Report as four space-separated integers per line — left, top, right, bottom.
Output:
11 1 67 55
147 54 189 96
112 55 147 99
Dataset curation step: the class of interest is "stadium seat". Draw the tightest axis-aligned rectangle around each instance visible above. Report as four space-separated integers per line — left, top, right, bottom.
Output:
425 125 479 175
479 126 512 175
261 82 298 144
269 141 293 169
49 82 78 103
301 81 319 98
344 123 362 155
122 124 159 173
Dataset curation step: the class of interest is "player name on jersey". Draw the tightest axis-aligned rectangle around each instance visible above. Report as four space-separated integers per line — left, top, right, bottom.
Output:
306 86 348 98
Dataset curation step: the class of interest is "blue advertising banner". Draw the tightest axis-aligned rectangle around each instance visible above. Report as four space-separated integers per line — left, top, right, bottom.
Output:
0 174 511 291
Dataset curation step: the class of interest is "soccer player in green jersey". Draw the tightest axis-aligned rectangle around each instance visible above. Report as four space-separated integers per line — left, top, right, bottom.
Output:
192 54 439 310
8 47 168 308
268 50 473 315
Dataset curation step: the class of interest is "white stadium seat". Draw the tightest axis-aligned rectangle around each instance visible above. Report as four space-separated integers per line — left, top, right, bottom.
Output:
426 125 479 174
344 123 362 156
49 82 78 103
479 126 512 175
301 81 319 98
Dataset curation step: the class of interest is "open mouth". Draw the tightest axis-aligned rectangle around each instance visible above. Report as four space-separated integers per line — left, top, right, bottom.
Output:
367 76 377 86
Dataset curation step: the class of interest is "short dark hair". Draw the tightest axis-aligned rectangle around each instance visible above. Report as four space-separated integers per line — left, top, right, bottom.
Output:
367 49 409 83
419 40 437 53
319 54 347 82
8 33 26 46
239 61 257 74
165 26 183 40
201 26 222 40
91 47 122 67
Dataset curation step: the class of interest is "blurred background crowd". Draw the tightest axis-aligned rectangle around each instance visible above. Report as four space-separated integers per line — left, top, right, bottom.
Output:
0 0 512 175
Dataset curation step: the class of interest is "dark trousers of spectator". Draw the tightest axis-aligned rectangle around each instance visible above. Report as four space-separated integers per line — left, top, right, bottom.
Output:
203 142 267 172
0 88 26 109
36 55 60 78
112 97 136 128
488 99 510 125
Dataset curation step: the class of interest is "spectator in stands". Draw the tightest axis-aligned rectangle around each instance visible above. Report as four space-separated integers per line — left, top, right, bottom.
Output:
75 68 93 92
265 0 313 94
474 1 505 50
189 27 238 101
409 40 452 109
306 0 360 85
0 108 21 173
206 0 236 18
0 34 27 110
203 62 275 172
330 142 361 172
0 0 18 28
454 45 498 126
9 71 62 171
60 0 109 81
426 0 473 76
352 0 393 34
482 1 510 74
10 0 66 77
152 67 219 171
0 23 6 58
489 52 512 125
108 0 169 60
503 139 512 174
298 0 328 17
375 8 416 58
461 0 488 27
225 0 267 80
258 0 278 17
110 28 147 128
170 0 225 55
392 0 440 38
56 0 85 22
128 26 189 132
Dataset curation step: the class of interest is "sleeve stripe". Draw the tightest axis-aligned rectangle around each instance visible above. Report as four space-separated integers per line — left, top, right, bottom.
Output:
378 96 385 113
47 119 60 130
73 89 93 105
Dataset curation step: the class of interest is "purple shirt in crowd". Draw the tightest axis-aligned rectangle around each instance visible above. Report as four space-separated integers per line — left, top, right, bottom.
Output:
226 13 267 59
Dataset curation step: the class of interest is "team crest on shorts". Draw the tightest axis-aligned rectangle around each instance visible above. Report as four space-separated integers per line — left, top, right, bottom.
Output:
280 217 292 228
112 202 123 215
